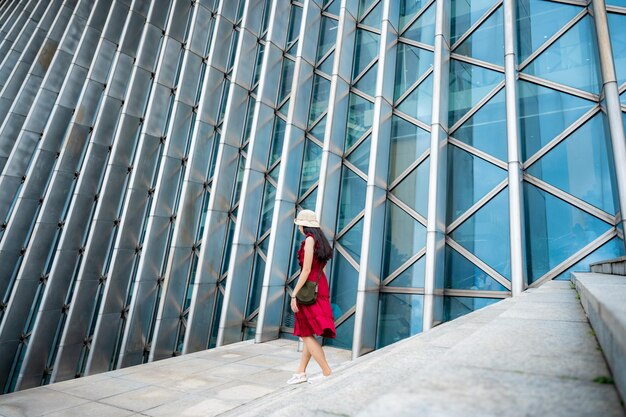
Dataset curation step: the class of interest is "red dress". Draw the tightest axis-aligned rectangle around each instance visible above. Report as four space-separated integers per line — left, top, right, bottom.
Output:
293 233 336 339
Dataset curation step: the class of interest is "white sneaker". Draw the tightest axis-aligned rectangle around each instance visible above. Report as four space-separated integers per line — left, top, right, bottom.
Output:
286 373 307 385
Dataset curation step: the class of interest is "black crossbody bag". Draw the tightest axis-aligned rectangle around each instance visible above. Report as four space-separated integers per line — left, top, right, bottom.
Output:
295 268 322 305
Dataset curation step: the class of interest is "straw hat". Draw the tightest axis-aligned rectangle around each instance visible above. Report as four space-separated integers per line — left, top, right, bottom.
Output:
294 209 320 228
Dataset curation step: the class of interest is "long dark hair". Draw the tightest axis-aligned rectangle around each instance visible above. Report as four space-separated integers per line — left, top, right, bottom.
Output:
302 226 333 263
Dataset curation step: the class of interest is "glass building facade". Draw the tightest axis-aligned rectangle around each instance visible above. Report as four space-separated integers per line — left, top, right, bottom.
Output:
0 0 624 394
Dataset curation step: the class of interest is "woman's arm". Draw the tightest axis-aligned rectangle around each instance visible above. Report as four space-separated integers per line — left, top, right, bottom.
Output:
290 236 314 312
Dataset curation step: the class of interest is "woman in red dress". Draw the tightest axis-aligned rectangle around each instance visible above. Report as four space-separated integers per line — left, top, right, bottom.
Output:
286 209 336 385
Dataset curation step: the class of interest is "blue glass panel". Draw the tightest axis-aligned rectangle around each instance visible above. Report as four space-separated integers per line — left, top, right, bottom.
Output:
299 188 317 211
347 135 370 175
518 81 593 161
362 1 382 29
259 182 276 237
377 294 423 348
309 114 326 141
354 63 378 97
339 218 364 263
359 0 378 18
387 257 425 288
337 166 367 231
397 73 433 124
443 296 500 322
453 89 507 161
451 189 511 279
402 3 436 46
399 0 431 32
448 60 503 126
330 251 358 315
324 0 341 16
268 164 279 183
300 139 323 195
346 93 374 150
317 17 339 63
394 43 433 101
318 51 334 74
289 226 302 276
391 157 430 218
325 314 354 349
524 182 612 284
389 116 430 182
258 235 270 254
309 75 331 126
382 201 427 277
269 117 286 166
608 13 626 87
445 246 507 291
286 6 303 51
278 98 290 117
527 114 618 215
278 58 295 104
621 91 626 107
524 16 601 94
606 0 626 6
451 0 497 45
447 146 507 223
554 237 625 280
455 6 504 66
516 0 581 64
246 254 265 316
353 29 379 80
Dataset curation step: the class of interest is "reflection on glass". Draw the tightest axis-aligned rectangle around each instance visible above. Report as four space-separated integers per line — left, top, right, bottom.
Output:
300 139 323 195
448 60 503 126
451 0 496 45
387 257 425 288
399 0 431 32
446 146 507 223
524 16 601 94
527 114 618 215
389 116 430 182
402 3 436 46
337 166 367 231
309 75 331 126
317 17 339 63
443 296 500 322
554 237 625 280
524 182 612 283
518 81 593 160
397 73 433 124
353 29 380 80
394 43 434 101
347 135 370 175
377 294 423 348
450 189 511 279
608 13 626 87
382 201 426 278
391 158 430 218
455 6 503 66
445 246 507 291
339 218 364 263
516 0 581 64
346 93 374 150
453 90 507 161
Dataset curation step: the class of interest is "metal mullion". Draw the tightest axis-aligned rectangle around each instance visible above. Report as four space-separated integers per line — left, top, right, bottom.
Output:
388 149 430 190
352 56 378 85
606 4 626 13
524 174 616 225
530 228 616 288
379 287 425 294
307 111 328 133
316 45 336 68
336 209 366 240
446 237 512 291
450 0 503 51
519 8 588 71
548 0 587 5
396 37 435 52
449 52 505 73
297 181 318 203
334 306 356 327
359 0 380 23
391 108 431 132
523 106 600 169
518 73 598 101
344 127 372 156
386 193 428 227
382 248 427 286
395 67 434 107
305 131 324 148
335 243 360 275
355 22 381 35
448 138 507 170
443 289 510 298
313 67 333 81
399 0 437 37
450 81 505 133
447 179 509 233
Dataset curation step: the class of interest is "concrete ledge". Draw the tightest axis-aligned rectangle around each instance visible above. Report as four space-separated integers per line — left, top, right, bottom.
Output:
573 272 626 405
590 257 626 275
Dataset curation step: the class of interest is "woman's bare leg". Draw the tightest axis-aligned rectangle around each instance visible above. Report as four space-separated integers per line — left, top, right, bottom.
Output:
302 336 332 376
297 341 312 374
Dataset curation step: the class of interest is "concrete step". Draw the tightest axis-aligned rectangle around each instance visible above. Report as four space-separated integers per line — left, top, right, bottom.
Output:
572 272 626 405
226 281 624 417
590 257 626 276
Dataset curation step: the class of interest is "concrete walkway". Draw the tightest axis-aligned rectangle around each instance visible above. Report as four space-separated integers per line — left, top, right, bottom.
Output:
231 281 625 417
0 339 350 417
